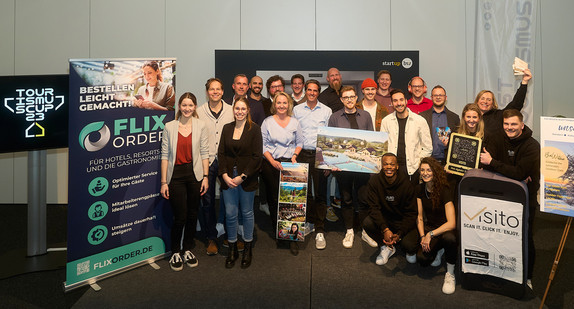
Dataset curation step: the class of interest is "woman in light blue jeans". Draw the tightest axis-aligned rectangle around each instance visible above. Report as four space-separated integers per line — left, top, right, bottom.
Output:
217 97 262 269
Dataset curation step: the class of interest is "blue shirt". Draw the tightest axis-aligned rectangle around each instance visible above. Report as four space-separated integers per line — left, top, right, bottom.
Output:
431 109 449 160
293 102 332 150
261 116 303 159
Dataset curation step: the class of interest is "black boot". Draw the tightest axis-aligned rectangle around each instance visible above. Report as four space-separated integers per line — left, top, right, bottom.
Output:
240 241 252 269
225 241 238 268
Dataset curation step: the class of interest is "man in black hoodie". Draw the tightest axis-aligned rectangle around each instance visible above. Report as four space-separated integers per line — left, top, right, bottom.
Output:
362 153 417 265
480 109 540 287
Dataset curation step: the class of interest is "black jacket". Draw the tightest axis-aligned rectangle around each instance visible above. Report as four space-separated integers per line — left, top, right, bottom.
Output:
483 83 527 137
217 121 263 191
365 170 417 237
484 125 540 203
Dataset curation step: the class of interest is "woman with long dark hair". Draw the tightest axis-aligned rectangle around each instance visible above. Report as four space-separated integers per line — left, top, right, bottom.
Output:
218 97 262 269
160 92 209 271
134 61 175 110
403 157 457 294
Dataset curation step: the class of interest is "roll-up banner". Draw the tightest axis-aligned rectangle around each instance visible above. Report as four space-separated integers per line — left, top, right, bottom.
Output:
474 0 537 126
66 58 176 291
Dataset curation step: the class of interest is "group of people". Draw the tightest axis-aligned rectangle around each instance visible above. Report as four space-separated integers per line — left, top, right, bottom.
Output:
157 65 539 295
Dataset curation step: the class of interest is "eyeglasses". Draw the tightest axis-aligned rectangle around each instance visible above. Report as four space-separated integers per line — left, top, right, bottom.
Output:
432 94 446 98
341 96 357 101
270 85 283 89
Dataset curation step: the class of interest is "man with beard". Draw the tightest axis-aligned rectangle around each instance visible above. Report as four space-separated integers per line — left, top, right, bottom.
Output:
262 75 286 117
247 76 266 126
356 78 389 131
380 89 432 185
290 74 306 105
318 67 344 113
374 70 394 113
406 76 433 114
362 153 417 265
480 109 540 289
231 74 249 105
419 85 460 164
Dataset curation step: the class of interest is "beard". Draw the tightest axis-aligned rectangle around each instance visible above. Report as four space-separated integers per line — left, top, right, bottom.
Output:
330 80 342 93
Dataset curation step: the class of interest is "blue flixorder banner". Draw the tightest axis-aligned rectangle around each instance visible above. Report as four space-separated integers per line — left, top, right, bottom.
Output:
66 58 176 290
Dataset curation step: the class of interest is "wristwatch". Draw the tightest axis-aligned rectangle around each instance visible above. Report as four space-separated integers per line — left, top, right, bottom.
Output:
241 174 247 181
429 231 434 238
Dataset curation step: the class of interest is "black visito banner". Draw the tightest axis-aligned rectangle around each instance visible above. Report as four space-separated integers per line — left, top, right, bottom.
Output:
0 74 68 153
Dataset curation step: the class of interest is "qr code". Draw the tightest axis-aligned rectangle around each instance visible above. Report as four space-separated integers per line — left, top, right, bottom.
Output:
498 255 516 272
77 261 90 275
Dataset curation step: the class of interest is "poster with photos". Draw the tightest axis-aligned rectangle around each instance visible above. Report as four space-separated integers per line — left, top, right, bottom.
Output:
277 163 308 242
540 117 574 217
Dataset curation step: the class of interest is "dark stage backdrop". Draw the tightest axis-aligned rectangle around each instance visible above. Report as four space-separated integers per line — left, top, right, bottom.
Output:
215 50 419 103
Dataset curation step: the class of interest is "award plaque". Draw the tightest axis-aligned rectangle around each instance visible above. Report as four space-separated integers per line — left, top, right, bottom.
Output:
445 133 482 176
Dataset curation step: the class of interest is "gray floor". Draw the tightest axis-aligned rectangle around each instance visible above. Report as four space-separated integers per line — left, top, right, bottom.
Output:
0 204 573 308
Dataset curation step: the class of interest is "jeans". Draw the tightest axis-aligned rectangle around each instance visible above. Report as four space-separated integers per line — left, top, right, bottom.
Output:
222 168 255 242
199 159 219 240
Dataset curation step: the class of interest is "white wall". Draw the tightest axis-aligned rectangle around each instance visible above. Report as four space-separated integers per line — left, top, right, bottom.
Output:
1 0 572 204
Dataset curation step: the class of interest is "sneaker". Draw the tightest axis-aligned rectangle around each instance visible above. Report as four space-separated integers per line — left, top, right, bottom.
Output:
183 250 198 268
259 202 270 216
326 206 339 222
361 230 378 248
342 230 354 248
431 248 445 267
331 198 341 209
526 279 533 290
315 233 326 250
304 223 315 236
206 240 218 256
375 245 396 265
442 272 456 294
406 253 417 264
169 253 184 271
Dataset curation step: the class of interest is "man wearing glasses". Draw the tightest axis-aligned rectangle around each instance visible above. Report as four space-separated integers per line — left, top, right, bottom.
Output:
406 76 433 114
262 75 286 117
419 85 460 164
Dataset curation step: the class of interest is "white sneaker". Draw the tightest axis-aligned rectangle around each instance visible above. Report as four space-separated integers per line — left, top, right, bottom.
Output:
361 230 378 247
259 202 270 216
315 233 326 250
442 272 456 294
375 245 396 265
304 223 315 236
342 230 354 248
431 248 445 267
169 253 184 271
326 206 339 222
406 253 417 264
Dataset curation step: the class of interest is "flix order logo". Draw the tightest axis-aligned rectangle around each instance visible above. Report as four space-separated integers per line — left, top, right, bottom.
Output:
79 121 111 152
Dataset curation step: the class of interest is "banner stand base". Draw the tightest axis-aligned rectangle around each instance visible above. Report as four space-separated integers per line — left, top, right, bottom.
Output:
0 246 66 280
89 283 101 292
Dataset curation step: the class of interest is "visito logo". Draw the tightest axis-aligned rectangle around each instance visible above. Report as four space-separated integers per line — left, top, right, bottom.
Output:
79 121 110 152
